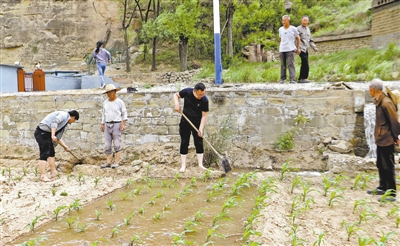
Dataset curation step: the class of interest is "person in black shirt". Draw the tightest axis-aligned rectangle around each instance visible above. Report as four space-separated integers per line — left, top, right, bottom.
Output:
173 83 209 172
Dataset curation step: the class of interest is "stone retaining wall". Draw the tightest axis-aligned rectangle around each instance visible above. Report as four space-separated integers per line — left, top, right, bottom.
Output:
0 85 365 156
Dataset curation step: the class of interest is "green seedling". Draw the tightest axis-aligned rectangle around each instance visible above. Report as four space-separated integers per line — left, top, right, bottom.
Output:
371 231 399 245
65 216 76 229
130 234 143 245
173 231 194 246
146 164 152 176
95 210 102 220
69 199 83 212
148 197 156 206
342 221 362 241
321 175 336 196
133 186 142 195
35 203 41 211
106 198 116 211
328 190 345 207
75 221 89 232
290 175 302 194
184 219 198 232
387 206 399 217
22 167 28 176
111 227 119 238
1 169 5 176
18 191 22 198
77 173 85 185
162 203 171 211
299 181 317 202
60 191 68 196
200 169 212 182
124 211 136 225
396 215 400 228
119 191 132 201
205 224 225 244
173 173 180 182
152 212 162 221
312 230 326 246
358 209 380 225
53 205 68 221
160 180 168 188
27 214 44 232
279 160 292 181
139 206 145 215
379 189 397 206
194 210 204 222
211 211 231 227
357 236 371 246
17 236 49 246
155 190 164 199
353 198 369 214
14 176 23 181
221 196 240 213
51 187 57 196
288 224 306 246
352 172 364 190
190 177 197 186
33 167 39 177
126 178 133 188
94 177 101 188
146 178 156 189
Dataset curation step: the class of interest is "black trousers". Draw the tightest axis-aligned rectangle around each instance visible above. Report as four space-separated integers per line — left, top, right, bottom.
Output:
34 127 55 161
179 120 204 155
299 51 309 80
376 145 397 195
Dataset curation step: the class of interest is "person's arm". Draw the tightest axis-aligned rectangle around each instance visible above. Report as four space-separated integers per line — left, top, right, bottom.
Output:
174 92 181 112
120 101 128 131
58 138 70 152
295 35 301 54
198 111 208 137
51 127 57 142
100 102 105 132
310 38 318 51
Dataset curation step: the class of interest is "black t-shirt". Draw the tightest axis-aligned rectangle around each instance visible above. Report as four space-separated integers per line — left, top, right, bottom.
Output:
179 87 209 124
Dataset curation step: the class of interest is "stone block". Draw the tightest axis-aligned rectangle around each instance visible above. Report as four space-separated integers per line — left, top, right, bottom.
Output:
354 90 365 113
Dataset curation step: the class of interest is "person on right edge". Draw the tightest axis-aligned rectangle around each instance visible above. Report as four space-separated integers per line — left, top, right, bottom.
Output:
367 78 400 202
278 15 300 84
173 83 209 173
297 16 318 83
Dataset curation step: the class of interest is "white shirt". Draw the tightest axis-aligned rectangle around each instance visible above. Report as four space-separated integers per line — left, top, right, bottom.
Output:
279 25 299 52
102 98 127 123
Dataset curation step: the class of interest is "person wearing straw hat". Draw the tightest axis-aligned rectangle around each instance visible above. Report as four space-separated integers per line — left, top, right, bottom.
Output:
100 84 127 168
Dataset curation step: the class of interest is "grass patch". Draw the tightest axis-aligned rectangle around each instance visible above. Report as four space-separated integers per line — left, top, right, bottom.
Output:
194 45 400 83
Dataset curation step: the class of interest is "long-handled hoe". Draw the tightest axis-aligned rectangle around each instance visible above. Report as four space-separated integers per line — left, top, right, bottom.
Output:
180 112 232 173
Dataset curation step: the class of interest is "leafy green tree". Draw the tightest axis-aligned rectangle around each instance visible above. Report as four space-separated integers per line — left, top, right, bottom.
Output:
157 0 205 71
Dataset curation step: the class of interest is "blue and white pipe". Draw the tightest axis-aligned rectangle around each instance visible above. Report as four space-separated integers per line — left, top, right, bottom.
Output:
213 0 223 85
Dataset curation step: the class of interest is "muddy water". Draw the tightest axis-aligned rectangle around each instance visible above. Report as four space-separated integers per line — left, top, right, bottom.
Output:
14 175 258 245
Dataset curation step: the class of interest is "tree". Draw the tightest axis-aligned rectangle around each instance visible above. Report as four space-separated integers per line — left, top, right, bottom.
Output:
116 0 137 72
157 0 204 71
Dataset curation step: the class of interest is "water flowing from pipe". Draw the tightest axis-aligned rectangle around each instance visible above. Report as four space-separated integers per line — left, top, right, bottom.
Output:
364 103 376 158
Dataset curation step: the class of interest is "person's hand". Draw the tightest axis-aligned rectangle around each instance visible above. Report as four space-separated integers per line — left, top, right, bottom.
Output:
120 123 126 131
100 124 105 132
198 130 203 138
64 145 70 152
296 48 301 54
51 136 58 142
174 105 181 113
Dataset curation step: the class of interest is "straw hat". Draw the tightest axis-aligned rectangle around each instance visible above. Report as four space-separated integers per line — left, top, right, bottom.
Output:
103 84 121 94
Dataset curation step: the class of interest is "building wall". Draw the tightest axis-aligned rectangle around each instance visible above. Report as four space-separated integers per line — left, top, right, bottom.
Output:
371 0 400 48
0 86 365 157
0 65 19 93
312 32 372 54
